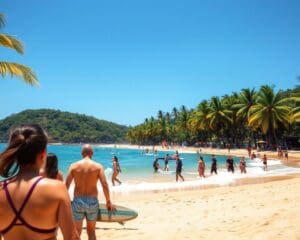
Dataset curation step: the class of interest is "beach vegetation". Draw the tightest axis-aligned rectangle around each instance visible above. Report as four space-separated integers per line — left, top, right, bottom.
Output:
127 85 300 149
0 109 128 143
0 13 38 85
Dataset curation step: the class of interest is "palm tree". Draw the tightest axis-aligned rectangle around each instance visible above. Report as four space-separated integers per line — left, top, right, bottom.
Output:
233 88 257 122
207 97 232 131
0 13 38 85
248 85 291 147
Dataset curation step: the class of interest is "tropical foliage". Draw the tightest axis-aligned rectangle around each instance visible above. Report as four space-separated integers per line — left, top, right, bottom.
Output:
127 85 300 149
0 109 128 143
0 13 38 85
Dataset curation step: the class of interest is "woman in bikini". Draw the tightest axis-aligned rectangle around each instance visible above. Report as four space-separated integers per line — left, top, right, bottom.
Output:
0 124 79 240
112 156 122 186
198 156 205 178
40 153 64 181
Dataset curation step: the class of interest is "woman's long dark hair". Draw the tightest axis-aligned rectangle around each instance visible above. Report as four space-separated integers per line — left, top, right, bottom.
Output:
0 124 48 178
113 156 121 172
45 153 58 179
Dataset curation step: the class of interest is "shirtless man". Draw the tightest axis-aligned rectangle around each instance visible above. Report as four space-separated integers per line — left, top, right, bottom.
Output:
66 144 114 240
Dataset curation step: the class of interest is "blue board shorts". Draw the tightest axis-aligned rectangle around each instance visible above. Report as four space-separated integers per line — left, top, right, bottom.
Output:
72 196 99 221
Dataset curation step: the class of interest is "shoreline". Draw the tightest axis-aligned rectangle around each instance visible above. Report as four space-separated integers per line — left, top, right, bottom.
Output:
90 143 300 166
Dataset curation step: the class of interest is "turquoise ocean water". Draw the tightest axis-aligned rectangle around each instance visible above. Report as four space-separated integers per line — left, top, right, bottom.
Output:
1 144 299 193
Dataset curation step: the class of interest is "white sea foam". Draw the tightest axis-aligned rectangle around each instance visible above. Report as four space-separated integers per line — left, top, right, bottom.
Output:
100 158 300 195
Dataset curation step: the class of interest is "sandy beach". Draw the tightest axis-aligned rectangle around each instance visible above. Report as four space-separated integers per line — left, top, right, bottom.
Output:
56 144 300 240
58 174 300 240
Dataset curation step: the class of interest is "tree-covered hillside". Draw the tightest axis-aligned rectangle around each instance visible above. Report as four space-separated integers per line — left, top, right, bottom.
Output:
0 109 128 143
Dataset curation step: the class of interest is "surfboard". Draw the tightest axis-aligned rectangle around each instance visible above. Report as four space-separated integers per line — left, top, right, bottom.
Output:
97 203 138 223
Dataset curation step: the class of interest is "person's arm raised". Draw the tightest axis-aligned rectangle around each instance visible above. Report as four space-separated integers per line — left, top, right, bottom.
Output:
98 165 114 211
57 182 80 240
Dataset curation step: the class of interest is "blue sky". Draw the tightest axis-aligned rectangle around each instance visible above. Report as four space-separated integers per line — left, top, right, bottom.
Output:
1 0 299 126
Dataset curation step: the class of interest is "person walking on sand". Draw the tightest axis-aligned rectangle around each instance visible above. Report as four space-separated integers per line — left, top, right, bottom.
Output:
40 153 64 181
66 144 114 240
262 154 268 171
176 157 184 182
0 124 79 240
112 156 122 186
239 157 247 174
198 156 205 178
211 155 218 175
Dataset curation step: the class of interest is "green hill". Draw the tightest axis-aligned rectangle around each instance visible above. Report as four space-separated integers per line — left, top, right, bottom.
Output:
0 109 128 143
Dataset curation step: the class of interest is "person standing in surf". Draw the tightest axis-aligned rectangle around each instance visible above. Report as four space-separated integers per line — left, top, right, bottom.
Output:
226 155 235 173
198 156 205 178
262 154 268 171
239 157 247 174
176 157 184 182
210 155 218 175
66 144 114 240
164 154 170 171
112 156 122 186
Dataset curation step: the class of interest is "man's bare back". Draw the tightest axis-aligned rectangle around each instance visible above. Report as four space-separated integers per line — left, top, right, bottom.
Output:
68 158 105 197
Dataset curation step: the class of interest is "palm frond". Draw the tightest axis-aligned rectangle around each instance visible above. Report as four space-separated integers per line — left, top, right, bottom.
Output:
0 62 39 86
0 34 24 54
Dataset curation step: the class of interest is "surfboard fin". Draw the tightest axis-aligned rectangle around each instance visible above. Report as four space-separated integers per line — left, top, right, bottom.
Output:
118 221 125 226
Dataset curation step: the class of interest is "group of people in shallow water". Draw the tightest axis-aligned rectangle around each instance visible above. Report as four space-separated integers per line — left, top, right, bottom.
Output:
153 151 269 180
0 124 117 240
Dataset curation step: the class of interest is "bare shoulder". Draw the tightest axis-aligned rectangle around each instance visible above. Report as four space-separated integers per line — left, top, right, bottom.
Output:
92 161 104 170
39 178 67 198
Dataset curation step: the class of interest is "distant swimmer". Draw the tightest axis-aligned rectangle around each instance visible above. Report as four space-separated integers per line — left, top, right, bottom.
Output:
176 158 184 182
112 156 122 186
210 155 218 175
226 155 235 173
262 154 268 171
164 154 170 171
239 157 247 174
198 156 205 178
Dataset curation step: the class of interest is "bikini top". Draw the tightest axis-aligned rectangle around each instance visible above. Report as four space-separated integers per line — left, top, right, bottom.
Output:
0 176 57 235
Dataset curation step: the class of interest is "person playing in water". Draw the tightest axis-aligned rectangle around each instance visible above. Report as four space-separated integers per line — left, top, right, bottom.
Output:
153 158 160 172
262 154 268 171
239 157 247 174
226 155 235 173
0 124 79 240
40 153 64 181
198 156 205 178
174 150 179 160
66 144 114 240
211 154 218 175
164 154 170 171
176 157 184 182
112 156 122 186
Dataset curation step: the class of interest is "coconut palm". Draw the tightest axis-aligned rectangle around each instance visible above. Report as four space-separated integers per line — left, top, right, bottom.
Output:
248 85 291 146
0 13 38 85
233 88 257 122
207 96 232 131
